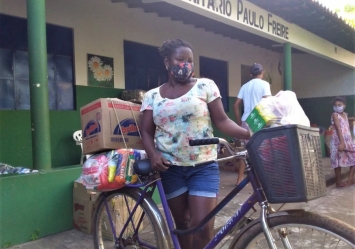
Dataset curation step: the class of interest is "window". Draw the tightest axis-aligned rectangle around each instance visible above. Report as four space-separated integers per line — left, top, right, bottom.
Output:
124 41 167 91
0 14 74 110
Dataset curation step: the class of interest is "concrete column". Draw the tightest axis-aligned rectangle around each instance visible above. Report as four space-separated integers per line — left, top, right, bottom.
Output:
283 43 292 90
27 0 52 169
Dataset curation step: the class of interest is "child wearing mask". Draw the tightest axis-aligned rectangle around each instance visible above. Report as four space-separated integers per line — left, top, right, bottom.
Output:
330 96 355 187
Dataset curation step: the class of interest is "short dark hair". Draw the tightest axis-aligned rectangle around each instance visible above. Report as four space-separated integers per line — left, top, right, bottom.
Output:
332 96 346 105
158 39 193 58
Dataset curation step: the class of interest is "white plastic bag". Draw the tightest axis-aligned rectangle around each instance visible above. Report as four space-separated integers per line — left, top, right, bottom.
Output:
257 90 310 127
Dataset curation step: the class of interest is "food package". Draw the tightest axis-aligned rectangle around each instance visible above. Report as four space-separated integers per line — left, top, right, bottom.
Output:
246 90 310 132
77 148 147 191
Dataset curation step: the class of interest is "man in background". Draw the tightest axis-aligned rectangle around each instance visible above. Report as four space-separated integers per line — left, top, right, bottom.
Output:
233 63 271 185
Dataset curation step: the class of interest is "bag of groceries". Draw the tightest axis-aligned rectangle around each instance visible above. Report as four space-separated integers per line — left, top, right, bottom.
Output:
246 90 310 132
76 148 147 191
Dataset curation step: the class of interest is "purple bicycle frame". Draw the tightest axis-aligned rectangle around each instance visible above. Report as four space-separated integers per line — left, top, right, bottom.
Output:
103 162 267 249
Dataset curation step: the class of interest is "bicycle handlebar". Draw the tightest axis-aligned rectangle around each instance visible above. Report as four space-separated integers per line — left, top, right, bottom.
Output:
189 138 219 146
189 137 248 160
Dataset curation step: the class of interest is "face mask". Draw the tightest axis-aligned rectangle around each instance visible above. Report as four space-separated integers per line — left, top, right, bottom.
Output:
169 62 194 82
333 106 344 113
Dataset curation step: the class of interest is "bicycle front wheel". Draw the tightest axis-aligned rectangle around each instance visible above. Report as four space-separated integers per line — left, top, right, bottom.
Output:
229 211 355 249
93 188 167 249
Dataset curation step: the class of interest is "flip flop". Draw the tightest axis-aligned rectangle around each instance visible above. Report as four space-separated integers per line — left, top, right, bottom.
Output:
336 182 349 188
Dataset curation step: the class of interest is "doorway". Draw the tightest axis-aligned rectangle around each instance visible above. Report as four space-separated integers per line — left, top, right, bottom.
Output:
241 64 251 86
200 57 229 111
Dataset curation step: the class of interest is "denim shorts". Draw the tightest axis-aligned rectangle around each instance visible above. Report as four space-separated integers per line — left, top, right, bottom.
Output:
160 162 220 200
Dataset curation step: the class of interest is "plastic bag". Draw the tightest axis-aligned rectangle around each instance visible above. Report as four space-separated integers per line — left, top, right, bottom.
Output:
273 91 310 127
0 162 38 175
246 90 310 132
77 148 147 191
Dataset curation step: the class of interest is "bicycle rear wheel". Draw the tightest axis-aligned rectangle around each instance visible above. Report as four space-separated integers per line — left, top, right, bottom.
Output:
229 211 355 249
93 188 167 249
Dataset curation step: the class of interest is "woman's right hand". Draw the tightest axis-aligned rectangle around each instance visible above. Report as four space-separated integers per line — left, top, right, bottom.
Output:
338 142 346 151
150 153 170 172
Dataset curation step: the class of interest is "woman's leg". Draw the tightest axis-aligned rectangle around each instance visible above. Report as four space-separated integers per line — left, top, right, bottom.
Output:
167 192 192 249
335 167 348 187
236 159 245 185
347 166 355 185
189 195 217 249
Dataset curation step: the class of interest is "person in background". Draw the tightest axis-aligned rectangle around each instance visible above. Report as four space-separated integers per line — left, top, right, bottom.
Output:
330 96 355 187
233 63 271 185
140 39 250 249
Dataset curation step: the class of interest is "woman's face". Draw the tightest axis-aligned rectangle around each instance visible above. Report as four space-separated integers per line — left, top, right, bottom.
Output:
334 101 345 108
333 101 345 113
165 46 194 83
170 46 193 66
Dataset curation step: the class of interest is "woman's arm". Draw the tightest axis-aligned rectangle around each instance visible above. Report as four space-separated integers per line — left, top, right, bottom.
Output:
209 98 250 140
140 110 170 171
332 113 345 150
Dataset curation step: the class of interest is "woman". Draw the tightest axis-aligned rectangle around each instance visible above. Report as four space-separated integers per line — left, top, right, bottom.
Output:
140 39 250 249
330 96 355 187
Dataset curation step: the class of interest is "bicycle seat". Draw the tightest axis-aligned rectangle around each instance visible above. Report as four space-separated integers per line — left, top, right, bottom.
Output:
133 159 152 175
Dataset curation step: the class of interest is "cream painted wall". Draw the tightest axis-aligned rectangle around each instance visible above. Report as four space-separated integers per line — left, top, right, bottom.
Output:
1 0 283 96
293 54 355 98
165 0 355 68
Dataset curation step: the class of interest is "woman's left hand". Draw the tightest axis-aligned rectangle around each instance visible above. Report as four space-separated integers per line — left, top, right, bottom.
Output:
150 152 171 172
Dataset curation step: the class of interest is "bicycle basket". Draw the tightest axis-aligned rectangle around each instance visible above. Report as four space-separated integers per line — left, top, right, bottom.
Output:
246 124 326 203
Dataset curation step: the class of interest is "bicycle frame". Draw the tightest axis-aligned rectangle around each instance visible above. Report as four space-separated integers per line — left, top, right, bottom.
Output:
101 157 276 249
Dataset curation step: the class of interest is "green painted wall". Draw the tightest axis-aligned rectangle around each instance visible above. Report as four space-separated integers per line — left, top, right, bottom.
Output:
0 86 123 168
298 95 355 128
213 97 237 140
0 166 82 247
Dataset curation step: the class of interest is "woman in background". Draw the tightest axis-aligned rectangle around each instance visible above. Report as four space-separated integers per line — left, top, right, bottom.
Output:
330 96 355 187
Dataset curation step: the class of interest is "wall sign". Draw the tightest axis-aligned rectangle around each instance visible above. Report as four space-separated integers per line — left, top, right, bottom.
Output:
186 0 289 40
237 0 289 39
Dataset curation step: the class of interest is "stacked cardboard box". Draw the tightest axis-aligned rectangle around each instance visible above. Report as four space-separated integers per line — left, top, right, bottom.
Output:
80 98 144 154
99 197 143 240
72 182 141 236
72 182 98 234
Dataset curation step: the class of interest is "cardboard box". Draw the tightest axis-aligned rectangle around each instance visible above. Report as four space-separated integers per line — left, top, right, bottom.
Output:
80 98 143 154
246 108 267 133
72 181 99 235
72 181 142 237
246 105 277 133
100 197 143 240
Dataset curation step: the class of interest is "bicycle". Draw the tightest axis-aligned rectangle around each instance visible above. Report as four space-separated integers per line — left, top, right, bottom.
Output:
92 125 355 249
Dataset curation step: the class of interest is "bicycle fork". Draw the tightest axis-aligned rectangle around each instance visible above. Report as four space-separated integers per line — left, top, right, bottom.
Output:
260 203 293 249
260 203 278 249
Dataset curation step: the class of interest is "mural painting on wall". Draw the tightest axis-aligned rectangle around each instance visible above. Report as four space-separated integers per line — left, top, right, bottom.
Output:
87 54 114 87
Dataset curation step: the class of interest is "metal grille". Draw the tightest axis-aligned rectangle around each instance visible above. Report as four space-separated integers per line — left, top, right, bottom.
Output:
299 134 326 199
257 135 298 199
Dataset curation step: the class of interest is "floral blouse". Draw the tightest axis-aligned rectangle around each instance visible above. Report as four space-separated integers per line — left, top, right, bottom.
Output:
140 78 221 166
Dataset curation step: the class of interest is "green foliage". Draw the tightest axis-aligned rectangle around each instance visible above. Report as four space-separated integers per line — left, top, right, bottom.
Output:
343 4 355 28
30 229 40 241
344 4 355 13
